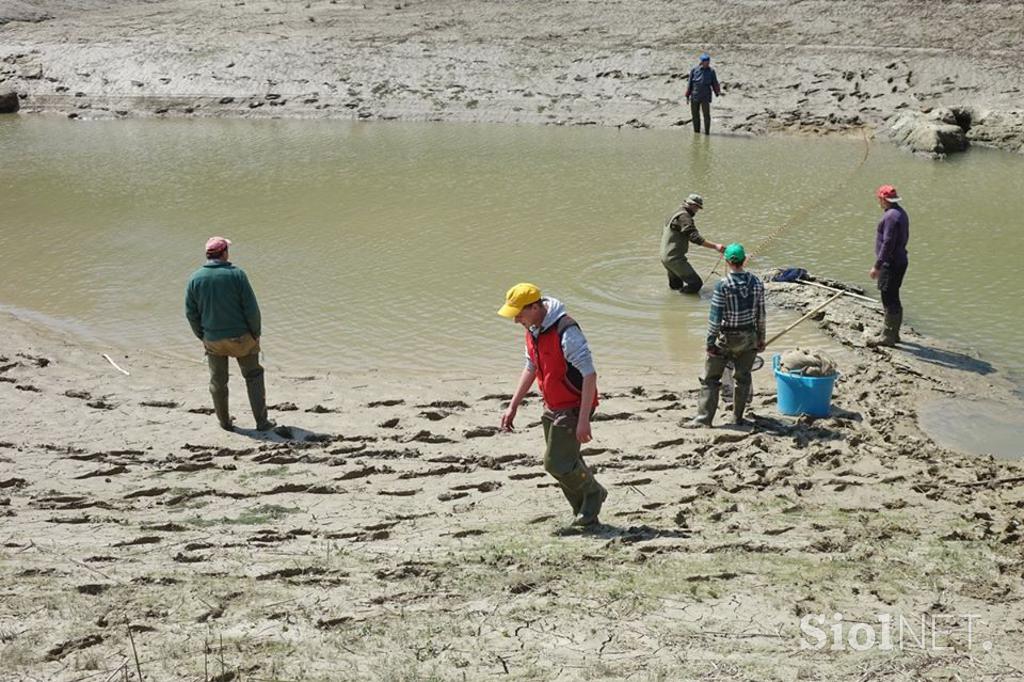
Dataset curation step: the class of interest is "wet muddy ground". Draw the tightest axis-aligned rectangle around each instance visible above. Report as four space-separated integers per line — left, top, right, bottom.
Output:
2 282 1022 680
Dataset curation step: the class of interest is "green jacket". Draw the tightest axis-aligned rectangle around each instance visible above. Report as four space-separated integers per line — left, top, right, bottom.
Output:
185 261 261 342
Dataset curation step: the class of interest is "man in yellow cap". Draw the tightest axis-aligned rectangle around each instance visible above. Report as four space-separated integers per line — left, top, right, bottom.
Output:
498 283 608 527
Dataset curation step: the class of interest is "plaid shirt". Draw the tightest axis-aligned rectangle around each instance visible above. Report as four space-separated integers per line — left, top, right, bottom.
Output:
706 271 766 347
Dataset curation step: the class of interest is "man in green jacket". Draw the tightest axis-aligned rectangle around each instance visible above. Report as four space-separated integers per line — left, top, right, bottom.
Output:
185 236 274 432
660 193 726 293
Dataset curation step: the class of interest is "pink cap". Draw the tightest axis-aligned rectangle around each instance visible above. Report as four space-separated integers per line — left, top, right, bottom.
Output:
875 185 901 202
205 236 232 255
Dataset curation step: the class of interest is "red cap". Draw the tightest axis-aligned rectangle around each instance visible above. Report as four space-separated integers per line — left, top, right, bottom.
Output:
876 185 901 202
205 236 232 255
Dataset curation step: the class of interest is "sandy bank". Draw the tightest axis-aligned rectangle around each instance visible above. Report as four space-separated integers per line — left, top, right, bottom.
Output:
1 278 1022 680
1 0 1023 154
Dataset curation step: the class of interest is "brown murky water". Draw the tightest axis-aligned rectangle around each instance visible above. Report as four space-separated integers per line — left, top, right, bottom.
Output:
1 118 1020 397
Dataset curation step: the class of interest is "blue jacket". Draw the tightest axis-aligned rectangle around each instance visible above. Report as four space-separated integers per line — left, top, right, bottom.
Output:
686 66 721 103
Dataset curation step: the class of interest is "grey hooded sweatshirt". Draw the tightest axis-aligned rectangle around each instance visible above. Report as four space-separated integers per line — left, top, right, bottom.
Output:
522 297 596 377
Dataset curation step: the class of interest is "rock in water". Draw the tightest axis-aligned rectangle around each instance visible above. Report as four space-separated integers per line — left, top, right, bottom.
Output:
886 109 968 157
0 90 20 114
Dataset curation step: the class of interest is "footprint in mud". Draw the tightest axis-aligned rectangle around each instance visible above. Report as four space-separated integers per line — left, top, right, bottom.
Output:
407 430 455 444
367 399 405 407
417 400 469 410
509 472 545 481
478 393 513 401
592 412 636 422
450 481 502 492
187 407 215 415
335 465 394 480
15 385 41 392
139 400 179 408
124 486 170 499
375 561 436 580
398 464 470 479
464 426 500 439
76 583 112 596
73 465 128 479
112 536 162 547
379 417 400 428
418 410 451 421
140 522 187 532
86 398 116 410
451 529 487 538
269 402 299 411
306 404 339 414
17 353 50 368
438 491 469 501
378 488 420 497
46 634 104 661
317 616 353 630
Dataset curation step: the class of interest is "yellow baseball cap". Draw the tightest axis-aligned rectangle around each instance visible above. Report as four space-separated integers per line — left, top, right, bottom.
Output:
497 283 542 318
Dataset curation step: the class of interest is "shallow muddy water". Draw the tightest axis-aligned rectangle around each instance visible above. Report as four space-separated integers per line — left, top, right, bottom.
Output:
1 118 1021 390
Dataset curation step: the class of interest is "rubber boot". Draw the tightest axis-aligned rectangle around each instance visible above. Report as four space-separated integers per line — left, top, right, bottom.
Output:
244 371 275 431
558 460 605 526
212 389 233 431
867 312 901 347
697 377 720 425
732 381 751 424
558 482 584 516
208 356 233 431
887 311 902 345
574 482 608 527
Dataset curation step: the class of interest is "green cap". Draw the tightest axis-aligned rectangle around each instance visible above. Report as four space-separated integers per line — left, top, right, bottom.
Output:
724 243 746 264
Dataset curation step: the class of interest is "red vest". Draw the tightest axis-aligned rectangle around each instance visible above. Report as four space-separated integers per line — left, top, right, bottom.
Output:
525 315 599 411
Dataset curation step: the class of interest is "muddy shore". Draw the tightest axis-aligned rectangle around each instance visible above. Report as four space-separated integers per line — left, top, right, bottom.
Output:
2 0 1023 154
2 281 1022 680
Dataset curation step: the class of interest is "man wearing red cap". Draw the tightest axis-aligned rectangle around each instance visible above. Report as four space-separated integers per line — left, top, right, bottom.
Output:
867 185 910 347
185 237 275 432
497 283 608 527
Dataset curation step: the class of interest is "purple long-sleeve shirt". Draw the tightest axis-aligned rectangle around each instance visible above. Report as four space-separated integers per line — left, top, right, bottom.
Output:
874 205 909 269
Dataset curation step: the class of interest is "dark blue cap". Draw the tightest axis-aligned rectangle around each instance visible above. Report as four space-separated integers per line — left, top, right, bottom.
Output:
699 53 711 61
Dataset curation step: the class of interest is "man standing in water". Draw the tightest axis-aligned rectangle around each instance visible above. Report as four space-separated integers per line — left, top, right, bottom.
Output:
660 193 726 293
185 236 275 432
685 53 722 135
683 243 766 427
867 185 910 347
498 283 608 527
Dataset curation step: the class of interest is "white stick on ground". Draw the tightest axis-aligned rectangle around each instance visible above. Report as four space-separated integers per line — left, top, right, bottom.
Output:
797 278 880 306
101 353 130 376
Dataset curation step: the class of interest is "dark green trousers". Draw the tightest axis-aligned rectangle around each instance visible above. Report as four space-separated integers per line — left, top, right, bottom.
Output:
698 329 758 423
541 412 604 515
207 348 268 429
663 258 703 293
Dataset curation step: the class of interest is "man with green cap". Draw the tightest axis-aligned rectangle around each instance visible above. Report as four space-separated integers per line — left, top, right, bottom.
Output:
683 243 765 427
185 236 275 432
660 193 726 293
498 283 608 527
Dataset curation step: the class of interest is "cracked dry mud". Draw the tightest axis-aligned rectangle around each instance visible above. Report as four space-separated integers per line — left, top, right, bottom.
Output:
1 281 1023 681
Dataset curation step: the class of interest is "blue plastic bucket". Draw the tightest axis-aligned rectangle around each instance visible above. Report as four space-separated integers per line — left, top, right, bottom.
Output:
772 354 838 417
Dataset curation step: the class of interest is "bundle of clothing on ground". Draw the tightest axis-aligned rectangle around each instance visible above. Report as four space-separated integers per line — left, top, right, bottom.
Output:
778 348 837 377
